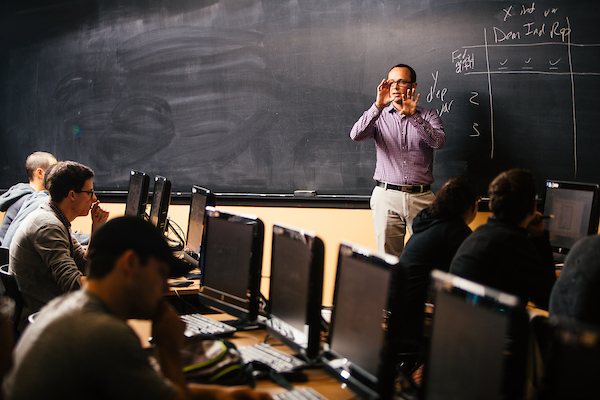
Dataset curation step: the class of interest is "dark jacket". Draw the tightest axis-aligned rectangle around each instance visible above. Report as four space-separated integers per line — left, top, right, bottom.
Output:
549 234 600 326
450 217 556 309
389 208 472 343
0 183 34 245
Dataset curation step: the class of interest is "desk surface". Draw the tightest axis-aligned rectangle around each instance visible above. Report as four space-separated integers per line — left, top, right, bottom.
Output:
167 269 201 296
128 317 355 400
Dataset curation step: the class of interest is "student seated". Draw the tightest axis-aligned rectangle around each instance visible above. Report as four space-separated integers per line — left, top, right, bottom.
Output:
3 163 90 248
2 163 59 250
8 161 109 330
3 216 271 400
549 234 600 326
449 168 556 309
0 151 57 247
389 176 478 352
386 176 478 381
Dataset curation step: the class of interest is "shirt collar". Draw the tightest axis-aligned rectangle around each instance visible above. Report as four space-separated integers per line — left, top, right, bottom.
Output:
387 103 421 118
48 200 71 229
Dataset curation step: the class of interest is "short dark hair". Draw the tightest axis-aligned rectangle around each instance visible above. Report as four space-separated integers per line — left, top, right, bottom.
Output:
25 152 56 181
42 163 58 190
87 240 151 280
429 176 479 219
390 63 417 82
45 161 94 201
488 169 537 224
86 216 190 279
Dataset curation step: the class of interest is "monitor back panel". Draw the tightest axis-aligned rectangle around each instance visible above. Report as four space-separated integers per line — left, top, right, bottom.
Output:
323 242 398 400
542 319 600 399
185 185 213 255
199 207 264 323
266 223 325 360
125 170 150 218
424 270 526 400
149 175 171 234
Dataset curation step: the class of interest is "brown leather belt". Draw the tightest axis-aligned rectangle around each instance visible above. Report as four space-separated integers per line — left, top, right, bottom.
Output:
376 181 431 193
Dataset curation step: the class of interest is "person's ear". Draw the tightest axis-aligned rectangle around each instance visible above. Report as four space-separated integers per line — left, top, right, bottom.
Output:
117 249 139 278
67 189 77 201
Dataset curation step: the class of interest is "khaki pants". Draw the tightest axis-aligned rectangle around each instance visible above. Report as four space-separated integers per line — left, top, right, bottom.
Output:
370 185 435 257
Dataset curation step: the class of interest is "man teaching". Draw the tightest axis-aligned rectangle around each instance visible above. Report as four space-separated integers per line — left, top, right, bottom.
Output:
350 64 446 257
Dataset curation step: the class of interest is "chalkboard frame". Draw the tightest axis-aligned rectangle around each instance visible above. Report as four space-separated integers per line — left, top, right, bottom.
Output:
1 0 599 201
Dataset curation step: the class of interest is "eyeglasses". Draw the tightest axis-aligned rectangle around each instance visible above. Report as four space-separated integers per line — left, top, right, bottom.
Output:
78 190 95 197
390 80 413 88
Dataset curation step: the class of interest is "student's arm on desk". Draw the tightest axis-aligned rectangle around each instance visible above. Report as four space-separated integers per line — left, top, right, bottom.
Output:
152 301 192 400
151 301 271 400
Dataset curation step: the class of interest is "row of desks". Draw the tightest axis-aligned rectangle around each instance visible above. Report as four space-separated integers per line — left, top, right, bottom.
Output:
128 316 356 400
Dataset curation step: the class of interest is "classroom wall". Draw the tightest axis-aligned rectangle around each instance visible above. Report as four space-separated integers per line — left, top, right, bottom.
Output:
3 1 600 198
0 205 490 306
68 205 490 306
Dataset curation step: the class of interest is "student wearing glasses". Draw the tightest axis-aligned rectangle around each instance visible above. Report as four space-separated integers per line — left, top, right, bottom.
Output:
9 161 109 331
350 64 446 257
4 217 270 400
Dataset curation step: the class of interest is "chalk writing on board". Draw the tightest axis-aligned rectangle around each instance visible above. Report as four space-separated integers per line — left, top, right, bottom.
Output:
452 49 475 74
471 123 481 138
451 3 600 179
2 1 599 196
469 92 479 106
426 71 454 117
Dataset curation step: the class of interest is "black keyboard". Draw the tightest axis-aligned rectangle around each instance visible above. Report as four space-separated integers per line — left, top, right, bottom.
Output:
181 313 236 337
273 388 328 400
185 249 200 261
238 343 307 373
173 250 199 269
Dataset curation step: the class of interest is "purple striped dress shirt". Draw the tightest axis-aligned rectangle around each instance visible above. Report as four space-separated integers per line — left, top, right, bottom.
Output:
350 103 445 186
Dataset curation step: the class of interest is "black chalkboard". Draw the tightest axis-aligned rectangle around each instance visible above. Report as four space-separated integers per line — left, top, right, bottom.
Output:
1 0 599 198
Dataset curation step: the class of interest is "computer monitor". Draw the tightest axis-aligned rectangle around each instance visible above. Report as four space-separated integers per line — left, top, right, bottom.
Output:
540 317 600 399
124 170 150 218
149 175 171 234
198 207 264 325
185 185 215 257
543 180 600 259
322 242 398 400
423 270 529 400
265 223 325 361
